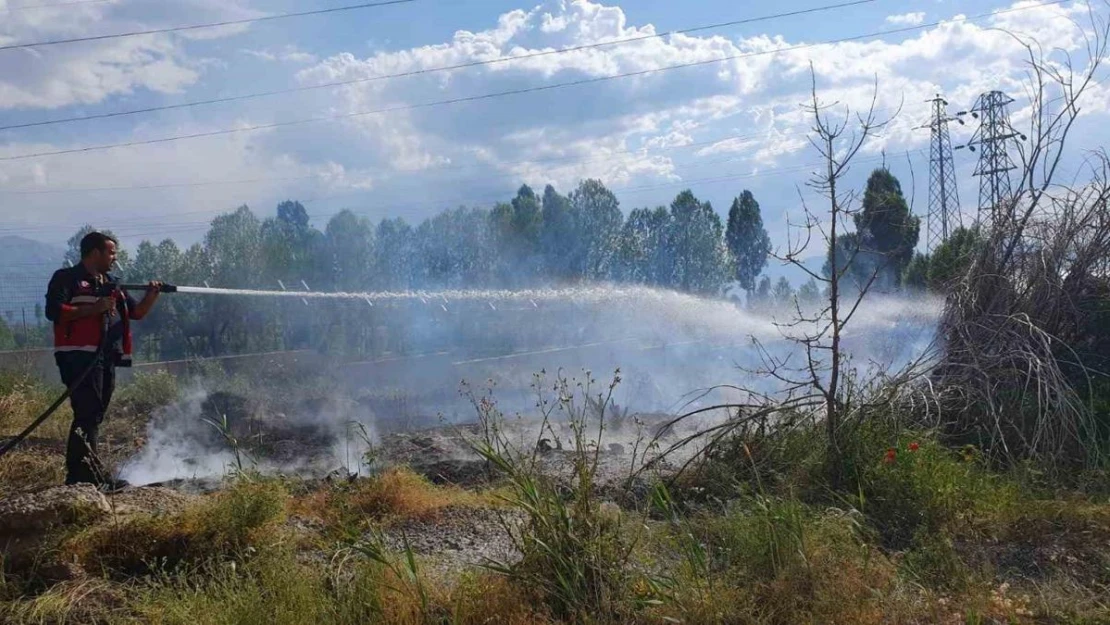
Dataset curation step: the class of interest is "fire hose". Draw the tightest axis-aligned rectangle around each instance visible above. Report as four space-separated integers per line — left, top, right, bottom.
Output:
0 282 177 459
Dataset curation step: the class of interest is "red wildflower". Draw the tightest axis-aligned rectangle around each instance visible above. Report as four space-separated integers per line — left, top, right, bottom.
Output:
883 448 897 464
908 441 920 452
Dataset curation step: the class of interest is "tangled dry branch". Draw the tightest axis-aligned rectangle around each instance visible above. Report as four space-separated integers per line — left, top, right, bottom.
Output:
931 5 1110 470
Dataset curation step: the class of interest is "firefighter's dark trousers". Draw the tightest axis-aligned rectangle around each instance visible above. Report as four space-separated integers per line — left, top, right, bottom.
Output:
57 352 115 485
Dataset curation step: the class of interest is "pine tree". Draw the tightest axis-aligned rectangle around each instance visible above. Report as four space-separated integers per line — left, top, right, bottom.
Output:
855 168 920 288
725 190 771 294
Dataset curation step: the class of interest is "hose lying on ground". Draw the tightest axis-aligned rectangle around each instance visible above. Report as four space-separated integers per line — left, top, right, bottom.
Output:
0 328 108 460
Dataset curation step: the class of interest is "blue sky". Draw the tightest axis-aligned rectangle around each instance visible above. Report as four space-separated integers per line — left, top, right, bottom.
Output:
0 0 1107 257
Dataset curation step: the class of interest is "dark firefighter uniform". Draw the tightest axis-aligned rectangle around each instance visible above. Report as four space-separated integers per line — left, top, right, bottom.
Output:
44 265 142 485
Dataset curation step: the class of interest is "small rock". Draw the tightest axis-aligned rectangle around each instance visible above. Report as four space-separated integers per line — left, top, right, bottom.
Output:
0 484 110 534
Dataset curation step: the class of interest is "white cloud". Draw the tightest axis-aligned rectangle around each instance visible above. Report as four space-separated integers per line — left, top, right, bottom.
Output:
0 0 259 109
283 0 1109 228
242 45 318 65
2 0 1108 244
886 12 926 26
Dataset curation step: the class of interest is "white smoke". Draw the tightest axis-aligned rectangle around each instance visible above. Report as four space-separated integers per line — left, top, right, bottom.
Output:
118 286 943 486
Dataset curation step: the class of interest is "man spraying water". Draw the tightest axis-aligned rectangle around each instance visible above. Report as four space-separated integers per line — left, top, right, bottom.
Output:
44 232 164 489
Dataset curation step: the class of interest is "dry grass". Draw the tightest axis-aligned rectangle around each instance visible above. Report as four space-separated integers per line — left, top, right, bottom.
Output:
446 573 554 625
0 450 66 498
0 369 179 496
4 372 1110 624
0 577 128 625
0 371 68 440
62 479 287 579
0 469 1106 624
291 467 494 536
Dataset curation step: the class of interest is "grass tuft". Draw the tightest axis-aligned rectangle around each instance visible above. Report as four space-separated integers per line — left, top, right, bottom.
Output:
291 467 489 538
63 479 286 579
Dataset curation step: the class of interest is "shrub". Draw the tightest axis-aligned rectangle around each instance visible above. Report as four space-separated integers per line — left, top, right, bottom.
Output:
846 427 1020 548
114 370 180 416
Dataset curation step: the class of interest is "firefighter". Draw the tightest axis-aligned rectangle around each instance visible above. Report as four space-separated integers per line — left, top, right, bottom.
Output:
44 232 162 489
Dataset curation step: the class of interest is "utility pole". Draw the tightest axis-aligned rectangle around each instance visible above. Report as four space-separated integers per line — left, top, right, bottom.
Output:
917 95 965 253
959 91 1025 228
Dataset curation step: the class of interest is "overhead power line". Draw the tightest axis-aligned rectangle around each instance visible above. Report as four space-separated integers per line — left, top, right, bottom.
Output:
0 115 901 195
0 0 1067 163
3 0 112 12
0 0 417 52
0 0 880 132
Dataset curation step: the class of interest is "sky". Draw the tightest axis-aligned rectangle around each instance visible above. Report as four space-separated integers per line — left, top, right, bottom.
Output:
0 0 1107 257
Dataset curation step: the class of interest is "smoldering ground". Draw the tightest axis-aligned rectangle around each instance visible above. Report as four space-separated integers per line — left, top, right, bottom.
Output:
118 285 943 485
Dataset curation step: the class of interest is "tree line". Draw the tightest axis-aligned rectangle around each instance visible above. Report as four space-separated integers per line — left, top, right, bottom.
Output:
2 167 944 357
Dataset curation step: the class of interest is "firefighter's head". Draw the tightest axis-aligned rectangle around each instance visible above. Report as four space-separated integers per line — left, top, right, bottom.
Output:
80 232 118 274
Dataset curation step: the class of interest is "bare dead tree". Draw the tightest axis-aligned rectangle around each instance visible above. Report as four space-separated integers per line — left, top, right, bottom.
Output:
636 70 943 483
770 68 903 462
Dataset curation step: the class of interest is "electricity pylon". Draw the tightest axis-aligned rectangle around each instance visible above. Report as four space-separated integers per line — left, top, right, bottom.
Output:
917 95 965 253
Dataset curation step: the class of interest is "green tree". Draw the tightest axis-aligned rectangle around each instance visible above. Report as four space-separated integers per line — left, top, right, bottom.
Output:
375 217 416 290
202 206 276 355
823 231 877 292
324 210 376 291
415 207 495 287
539 185 578 279
262 200 326 286
772 277 795 309
615 206 671 285
206 206 264 288
569 179 623 280
902 252 930 291
725 190 771 294
667 190 729 294
927 227 981 290
751 275 773 311
65 224 130 270
798 278 822 308
855 168 920 289
125 239 185 358
491 185 545 285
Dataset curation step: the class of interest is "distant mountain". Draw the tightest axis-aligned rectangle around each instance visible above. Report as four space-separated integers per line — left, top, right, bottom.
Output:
0 236 66 323
0 235 65 267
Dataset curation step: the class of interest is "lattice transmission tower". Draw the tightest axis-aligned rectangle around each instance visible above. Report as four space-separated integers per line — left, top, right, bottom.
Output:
917 95 965 253
959 91 1025 227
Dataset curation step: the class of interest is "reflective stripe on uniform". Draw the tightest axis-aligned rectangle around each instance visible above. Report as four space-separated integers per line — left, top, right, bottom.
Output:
55 345 99 353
